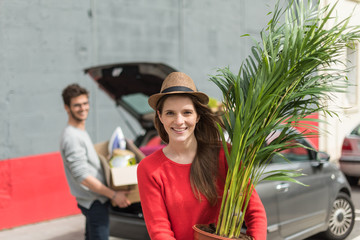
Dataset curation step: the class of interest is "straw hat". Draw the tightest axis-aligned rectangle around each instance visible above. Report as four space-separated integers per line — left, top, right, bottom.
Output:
148 72 209 110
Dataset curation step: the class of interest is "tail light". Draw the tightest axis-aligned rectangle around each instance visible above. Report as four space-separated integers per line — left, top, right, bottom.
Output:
342 139 353 151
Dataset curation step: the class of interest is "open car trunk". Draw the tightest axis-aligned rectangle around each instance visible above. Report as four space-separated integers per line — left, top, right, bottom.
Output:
84 62 176 127
85 62 176 147
85 62 176 239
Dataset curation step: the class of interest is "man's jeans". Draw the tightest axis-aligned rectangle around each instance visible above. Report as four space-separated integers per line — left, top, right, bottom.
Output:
78 200 110 240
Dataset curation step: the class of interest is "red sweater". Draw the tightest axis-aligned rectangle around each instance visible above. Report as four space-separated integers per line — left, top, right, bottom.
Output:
137 148 267 240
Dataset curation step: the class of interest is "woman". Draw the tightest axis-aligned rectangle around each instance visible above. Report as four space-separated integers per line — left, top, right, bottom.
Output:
137 72 267 240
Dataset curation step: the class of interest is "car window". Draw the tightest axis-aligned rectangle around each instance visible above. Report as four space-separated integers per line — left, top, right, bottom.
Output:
282 144 309 161
350 124 360 136
121 93 154 115
271 139 312 163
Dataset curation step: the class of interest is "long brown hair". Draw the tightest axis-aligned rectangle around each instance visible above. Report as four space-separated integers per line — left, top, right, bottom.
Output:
154 94 223 206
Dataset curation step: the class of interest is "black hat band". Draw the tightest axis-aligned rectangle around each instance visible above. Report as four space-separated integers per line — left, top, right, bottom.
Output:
161 86 194 93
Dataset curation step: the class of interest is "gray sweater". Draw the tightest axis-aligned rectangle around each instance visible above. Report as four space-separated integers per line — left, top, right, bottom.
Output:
60 125 107 209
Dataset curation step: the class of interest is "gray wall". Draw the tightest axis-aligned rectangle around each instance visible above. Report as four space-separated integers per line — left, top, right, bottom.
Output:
0 0 275 159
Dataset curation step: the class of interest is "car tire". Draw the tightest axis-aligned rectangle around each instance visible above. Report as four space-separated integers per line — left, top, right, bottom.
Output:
345 175 359 186
320 192 355 240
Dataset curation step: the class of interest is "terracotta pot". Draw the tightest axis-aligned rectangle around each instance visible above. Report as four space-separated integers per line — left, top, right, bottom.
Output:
193 224 252 240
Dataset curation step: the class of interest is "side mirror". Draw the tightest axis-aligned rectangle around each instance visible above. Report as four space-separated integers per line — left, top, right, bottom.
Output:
311 151 330 169
317 151 330 162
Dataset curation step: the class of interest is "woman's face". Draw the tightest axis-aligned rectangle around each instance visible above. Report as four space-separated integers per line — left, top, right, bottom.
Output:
158 95 199 144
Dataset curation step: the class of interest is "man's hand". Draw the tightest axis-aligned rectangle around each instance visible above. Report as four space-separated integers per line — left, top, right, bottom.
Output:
80 176 131 208
112 190 131 208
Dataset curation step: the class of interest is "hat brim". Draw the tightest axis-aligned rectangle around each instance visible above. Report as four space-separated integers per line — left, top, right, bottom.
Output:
148 91 209 110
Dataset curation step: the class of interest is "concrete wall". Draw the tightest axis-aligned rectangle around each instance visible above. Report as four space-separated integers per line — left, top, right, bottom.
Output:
0 0 275 160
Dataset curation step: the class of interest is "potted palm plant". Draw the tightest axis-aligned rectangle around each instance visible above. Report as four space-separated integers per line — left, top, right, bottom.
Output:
193 0 360 239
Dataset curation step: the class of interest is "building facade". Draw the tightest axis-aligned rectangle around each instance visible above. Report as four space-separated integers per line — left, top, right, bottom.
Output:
318 0 360 162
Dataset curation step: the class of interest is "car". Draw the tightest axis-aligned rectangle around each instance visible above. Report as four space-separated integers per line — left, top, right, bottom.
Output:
85 62 355 240
339 124 360 186
260 135 355 240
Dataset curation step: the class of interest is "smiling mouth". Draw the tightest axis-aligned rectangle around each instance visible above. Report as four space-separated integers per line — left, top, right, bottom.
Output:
76 111 88 118
172 127 188 133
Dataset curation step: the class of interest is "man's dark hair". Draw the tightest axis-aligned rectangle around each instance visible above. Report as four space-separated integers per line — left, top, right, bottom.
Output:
62 83 89 106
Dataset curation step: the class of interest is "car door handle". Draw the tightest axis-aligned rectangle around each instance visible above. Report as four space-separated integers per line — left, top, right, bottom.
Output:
276 183 290 192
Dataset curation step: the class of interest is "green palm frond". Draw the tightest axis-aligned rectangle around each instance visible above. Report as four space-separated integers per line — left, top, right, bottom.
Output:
212 0 360 238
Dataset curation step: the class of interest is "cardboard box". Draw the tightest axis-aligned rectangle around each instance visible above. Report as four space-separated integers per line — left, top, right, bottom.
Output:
94 139 145 204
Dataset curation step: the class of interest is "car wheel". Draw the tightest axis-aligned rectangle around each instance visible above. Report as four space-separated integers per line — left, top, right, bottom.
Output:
345 175 359 186
320 192 355 240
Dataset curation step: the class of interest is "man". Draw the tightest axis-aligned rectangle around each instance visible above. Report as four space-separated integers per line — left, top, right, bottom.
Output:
60 83 130 240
